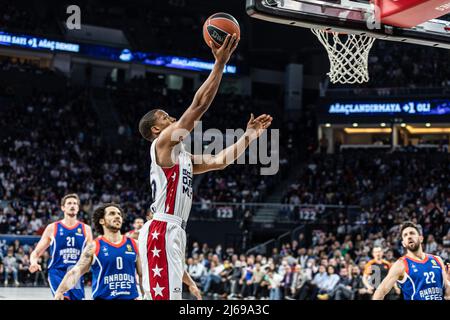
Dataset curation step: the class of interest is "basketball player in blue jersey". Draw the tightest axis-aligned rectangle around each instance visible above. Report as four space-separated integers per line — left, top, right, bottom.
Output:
373 221 450 300
54 203 144 300
29 193 93 300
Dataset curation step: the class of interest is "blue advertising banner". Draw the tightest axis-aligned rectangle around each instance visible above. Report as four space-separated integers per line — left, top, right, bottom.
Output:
0 32 79 53
327 99 450 116
0 31 237 74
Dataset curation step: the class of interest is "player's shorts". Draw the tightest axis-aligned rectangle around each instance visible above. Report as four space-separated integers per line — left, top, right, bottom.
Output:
138 213 186 300
48 268 85 300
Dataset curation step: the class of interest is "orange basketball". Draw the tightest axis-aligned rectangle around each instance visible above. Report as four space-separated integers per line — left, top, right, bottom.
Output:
203 12 240 48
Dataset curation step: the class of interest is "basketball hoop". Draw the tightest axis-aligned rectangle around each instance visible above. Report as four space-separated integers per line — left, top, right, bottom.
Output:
311 29 376 84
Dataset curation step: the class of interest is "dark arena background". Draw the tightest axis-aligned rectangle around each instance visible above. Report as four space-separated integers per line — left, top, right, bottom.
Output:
0 0 449 309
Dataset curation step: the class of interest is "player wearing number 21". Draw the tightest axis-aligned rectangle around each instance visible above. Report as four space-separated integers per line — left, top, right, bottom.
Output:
54 203 145 300
29 193 93 300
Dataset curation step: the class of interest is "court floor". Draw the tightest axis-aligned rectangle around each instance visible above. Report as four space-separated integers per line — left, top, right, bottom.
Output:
0 286 93 300
0 287 202 300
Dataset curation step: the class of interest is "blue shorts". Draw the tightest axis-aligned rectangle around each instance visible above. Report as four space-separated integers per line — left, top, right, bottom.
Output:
48 268 85 300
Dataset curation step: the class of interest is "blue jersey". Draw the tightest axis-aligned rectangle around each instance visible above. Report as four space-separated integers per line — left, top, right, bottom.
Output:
47 221 88 300
91 236 139 300
397 254 445 300
48 221 88 271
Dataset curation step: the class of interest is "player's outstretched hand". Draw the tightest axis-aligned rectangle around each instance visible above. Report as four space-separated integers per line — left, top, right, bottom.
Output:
189 284 202 300
245 113 273 141
28 263 41 273
211 33 239 65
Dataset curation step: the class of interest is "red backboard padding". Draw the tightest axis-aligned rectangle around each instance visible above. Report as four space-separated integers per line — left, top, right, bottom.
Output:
373 0 450 28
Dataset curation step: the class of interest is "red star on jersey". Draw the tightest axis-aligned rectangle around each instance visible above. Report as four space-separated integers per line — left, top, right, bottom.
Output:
147 220 169 300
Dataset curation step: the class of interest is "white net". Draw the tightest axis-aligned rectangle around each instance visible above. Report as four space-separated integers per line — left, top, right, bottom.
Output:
311 29 376 84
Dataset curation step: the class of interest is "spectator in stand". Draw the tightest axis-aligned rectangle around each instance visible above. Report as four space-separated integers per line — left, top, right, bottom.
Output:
191 242 201 257
187 256 207 288
326 267 354 300
308 265 329 300
251 263 266 299
280 264 294 299
239 257 254 299
14 246 30 285
351 265 373 300
289 264 311 300
3 247 19 286
228 260 243 299
425 234 438 254
317 265 340 299
202 260 224 296
219 260 234 299
266 268 283 300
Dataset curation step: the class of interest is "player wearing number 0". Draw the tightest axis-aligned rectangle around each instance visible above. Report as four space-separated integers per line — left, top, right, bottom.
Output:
54 203 144 300
29 193 93 300
373 221 450 300
138 33 272 300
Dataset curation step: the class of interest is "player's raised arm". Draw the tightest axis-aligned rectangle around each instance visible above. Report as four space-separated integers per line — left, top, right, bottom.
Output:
157 34 239 149
29 224 54 273
373 260 405 300
192 113 272 174
54 241 96 300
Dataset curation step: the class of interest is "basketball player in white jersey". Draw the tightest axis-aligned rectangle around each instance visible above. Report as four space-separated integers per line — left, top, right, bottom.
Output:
137 33 272 300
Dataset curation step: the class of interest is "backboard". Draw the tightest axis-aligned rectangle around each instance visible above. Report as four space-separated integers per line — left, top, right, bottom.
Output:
246 0 450 49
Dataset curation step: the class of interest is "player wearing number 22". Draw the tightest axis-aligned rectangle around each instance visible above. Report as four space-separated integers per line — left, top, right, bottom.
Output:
28 193 93 300
54 203 144 300
373 221 450 300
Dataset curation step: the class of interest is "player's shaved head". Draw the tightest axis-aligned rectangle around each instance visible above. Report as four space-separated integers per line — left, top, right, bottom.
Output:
139 109 176 142
139 109 161 142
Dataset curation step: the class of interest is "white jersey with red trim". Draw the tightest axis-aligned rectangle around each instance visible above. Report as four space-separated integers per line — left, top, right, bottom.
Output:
149 138 193 222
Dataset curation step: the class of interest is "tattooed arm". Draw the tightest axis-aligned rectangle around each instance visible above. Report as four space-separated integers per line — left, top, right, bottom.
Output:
54 242 96 300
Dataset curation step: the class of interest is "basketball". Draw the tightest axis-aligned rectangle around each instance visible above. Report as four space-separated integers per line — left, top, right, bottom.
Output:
203 12 240 48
